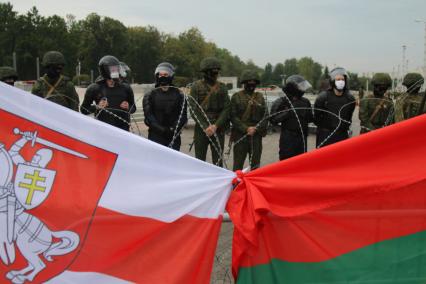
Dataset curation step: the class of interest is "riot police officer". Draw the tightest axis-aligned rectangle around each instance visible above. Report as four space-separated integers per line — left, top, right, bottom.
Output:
143 62 187 150
314 67 356 148
31 51 79 111
188 57 230 167
230 70 268 170
270 75 313 160
0 66 18 86
81 55 136 131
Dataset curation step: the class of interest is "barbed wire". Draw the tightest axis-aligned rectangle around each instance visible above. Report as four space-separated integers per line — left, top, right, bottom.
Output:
39 78 425 171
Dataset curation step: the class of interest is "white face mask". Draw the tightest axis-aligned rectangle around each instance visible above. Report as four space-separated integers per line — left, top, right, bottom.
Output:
109 65 120 79
335 80 345 91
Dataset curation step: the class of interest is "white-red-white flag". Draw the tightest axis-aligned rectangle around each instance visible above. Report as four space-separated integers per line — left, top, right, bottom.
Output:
0 83 234 283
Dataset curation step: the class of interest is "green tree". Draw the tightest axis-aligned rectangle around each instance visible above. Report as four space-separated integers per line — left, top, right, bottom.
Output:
0 2 18 67
348 72 361 90
323 66 330 79
213 47 245 77
272 63 285 85
125 26 162 83
283 58 299 78
261 63 273 86
297 57 322 90
77 13 128 76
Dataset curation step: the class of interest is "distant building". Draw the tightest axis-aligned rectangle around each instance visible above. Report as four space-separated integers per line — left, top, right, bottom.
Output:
218 76 238 90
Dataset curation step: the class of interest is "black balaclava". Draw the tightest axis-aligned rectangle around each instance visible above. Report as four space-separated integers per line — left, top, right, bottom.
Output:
244 82 257 94
46 64 64 79
204 69 219 84
373 84 388 98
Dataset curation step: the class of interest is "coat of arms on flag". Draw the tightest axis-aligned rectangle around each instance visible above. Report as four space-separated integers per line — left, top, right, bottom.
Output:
0 109 117 283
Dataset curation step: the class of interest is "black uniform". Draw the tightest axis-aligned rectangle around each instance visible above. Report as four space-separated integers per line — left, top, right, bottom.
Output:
271 96 313 160
314 90 355 147
81 80 136 131
143 87 187 150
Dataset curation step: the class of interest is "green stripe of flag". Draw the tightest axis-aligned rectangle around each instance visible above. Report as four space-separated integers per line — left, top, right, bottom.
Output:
237 230 426 284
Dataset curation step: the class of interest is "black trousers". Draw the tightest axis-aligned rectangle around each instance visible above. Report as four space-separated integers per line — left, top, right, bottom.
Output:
316 128 349 148
148 131 181 151
279 129 307 160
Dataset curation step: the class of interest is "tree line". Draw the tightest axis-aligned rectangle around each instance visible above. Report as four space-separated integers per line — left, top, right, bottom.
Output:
0 3 368 90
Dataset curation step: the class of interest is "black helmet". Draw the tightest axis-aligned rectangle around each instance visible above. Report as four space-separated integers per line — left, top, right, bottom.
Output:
98 55 121 80
283 75 312 96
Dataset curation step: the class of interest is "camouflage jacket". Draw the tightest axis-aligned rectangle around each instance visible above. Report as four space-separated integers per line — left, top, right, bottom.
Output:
230 90 268 136
188 79 230 131
359 94 394 132
394 93 426 122
31 74 79 111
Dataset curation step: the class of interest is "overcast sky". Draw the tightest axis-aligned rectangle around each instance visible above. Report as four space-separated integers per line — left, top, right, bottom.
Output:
9 0 426 75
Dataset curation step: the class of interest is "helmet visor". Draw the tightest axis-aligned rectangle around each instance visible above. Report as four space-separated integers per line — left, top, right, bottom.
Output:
296 80 312 92
155 65 174 77
119 63 130 78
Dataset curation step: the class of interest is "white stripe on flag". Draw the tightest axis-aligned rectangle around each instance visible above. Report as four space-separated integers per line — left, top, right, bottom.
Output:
46 271 133 284
0 83 235 222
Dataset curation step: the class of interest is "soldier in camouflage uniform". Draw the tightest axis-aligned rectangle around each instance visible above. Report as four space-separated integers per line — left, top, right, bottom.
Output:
31 51 79 111
359 73 394 134
0 66 18 86
394 73 425 122
188 57 230 167
231 70 268 171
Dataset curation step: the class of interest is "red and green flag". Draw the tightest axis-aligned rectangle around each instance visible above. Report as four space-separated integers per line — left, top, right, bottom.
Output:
227 115 426 284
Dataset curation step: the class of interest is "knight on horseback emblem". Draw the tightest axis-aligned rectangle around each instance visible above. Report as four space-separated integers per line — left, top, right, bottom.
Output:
0 128 87 283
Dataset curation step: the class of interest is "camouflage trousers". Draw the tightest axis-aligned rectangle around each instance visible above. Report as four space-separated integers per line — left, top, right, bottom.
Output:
232 133 262 171
194 126 225 167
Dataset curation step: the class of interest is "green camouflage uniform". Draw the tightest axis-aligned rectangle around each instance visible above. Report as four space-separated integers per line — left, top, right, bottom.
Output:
31 74 80 111
396 93 426 121
359 74 394 133
359 94 394 133
31 51 79 111
394 73 426 122
188 79 230 166
231 90 268 171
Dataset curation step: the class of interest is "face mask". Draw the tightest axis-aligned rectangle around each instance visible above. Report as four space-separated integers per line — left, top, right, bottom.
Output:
373 85 388 97
157 76 172 86
334 80 345 91
204 69 219 82
244 83 257 93
108 65 120 80
46 65 63 78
